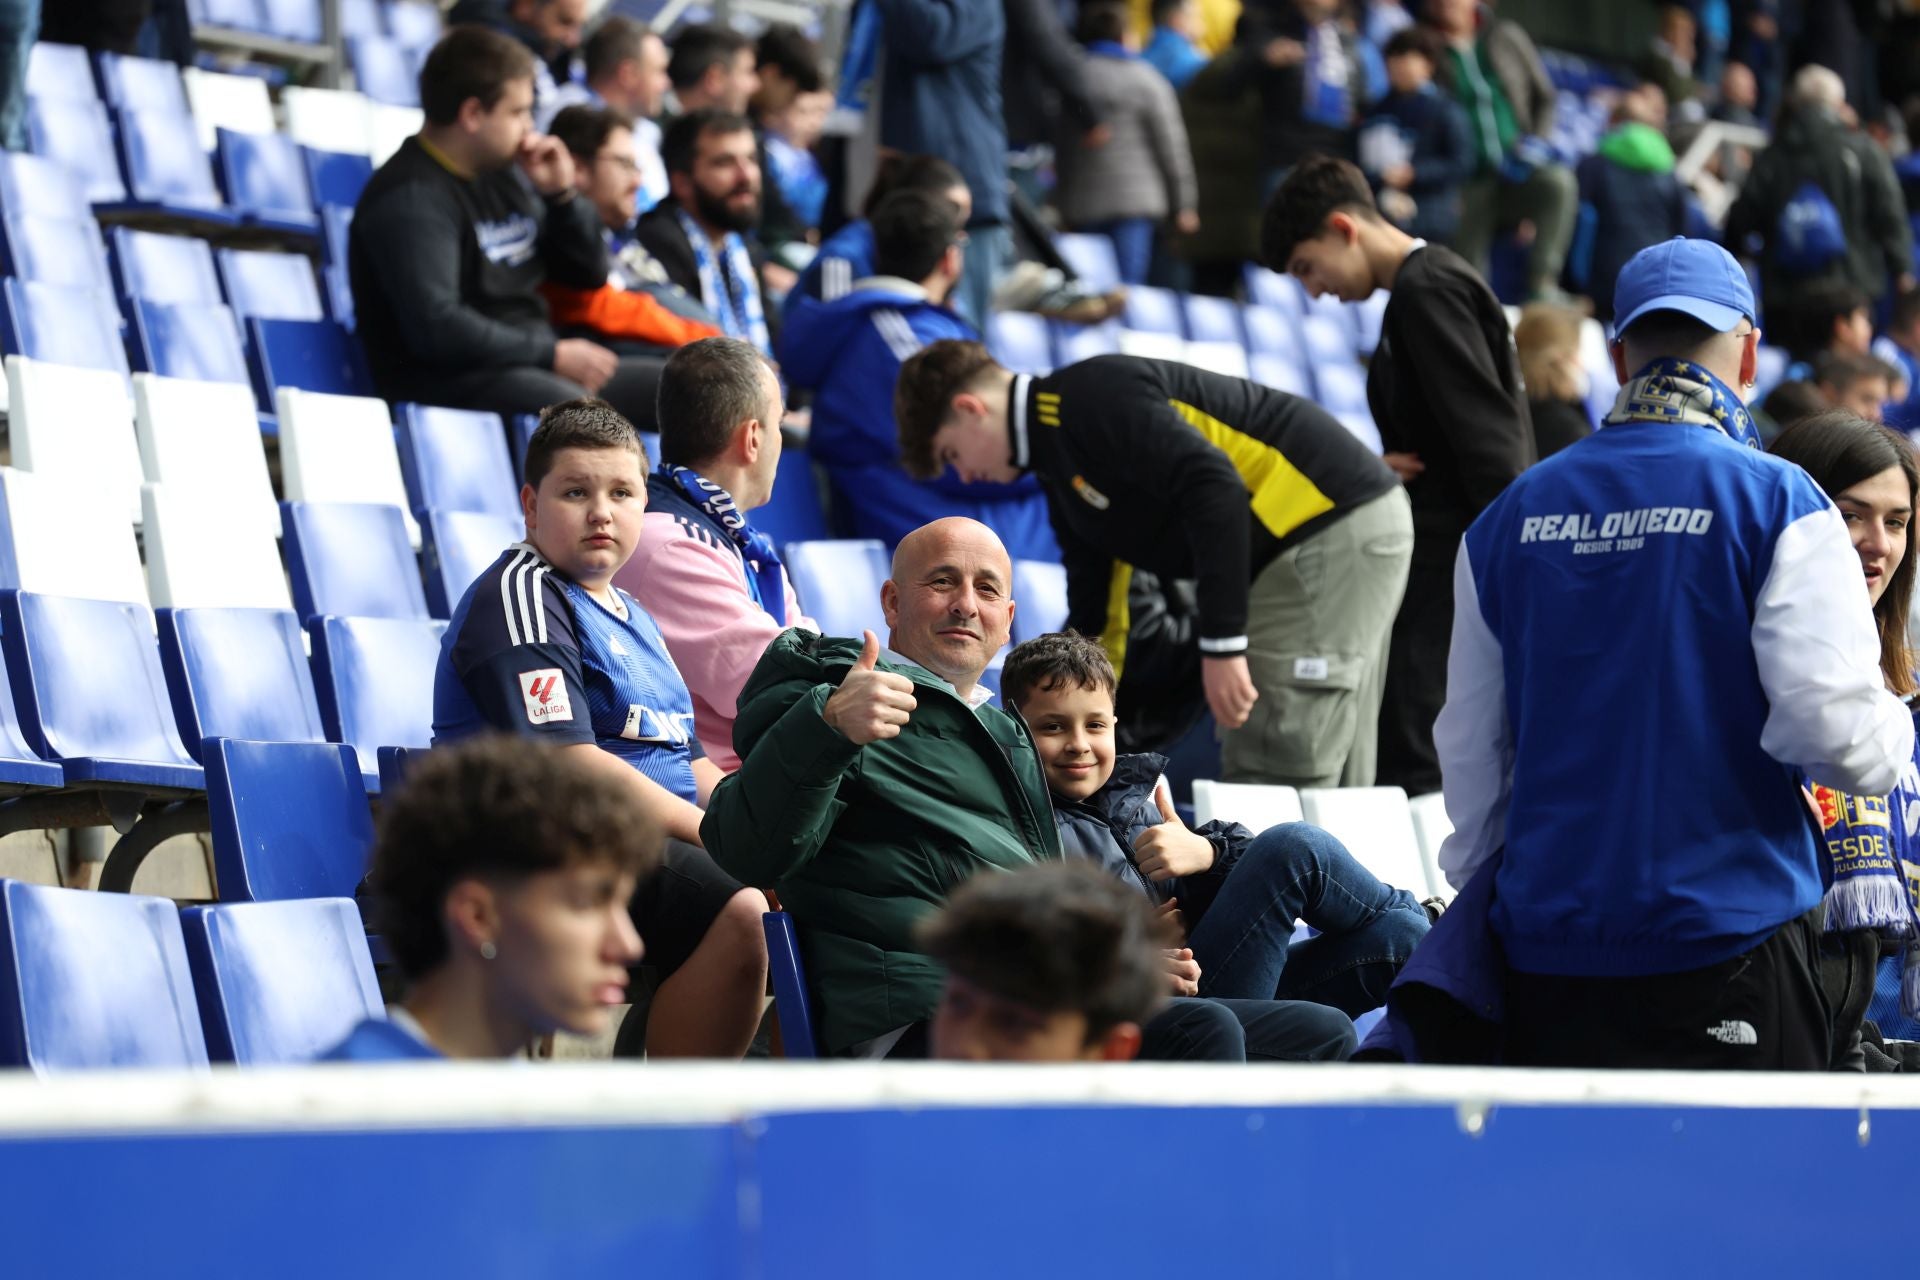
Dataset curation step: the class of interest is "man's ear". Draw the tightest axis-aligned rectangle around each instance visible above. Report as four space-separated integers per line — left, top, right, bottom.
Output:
880 578 900 631
456 95 487 134
1093 1023 1144 1062
1610 339 1631 385
1741 329 1761 391
738 416 763 464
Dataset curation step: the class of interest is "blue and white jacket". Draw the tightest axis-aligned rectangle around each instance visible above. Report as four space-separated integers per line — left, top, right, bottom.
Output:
784 218 875 320
1434 418 1914 976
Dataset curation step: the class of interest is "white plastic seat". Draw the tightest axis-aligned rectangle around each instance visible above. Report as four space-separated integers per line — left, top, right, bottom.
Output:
1191 780 1303 830
367 104 424 166
1407 791 1455 901
280 86 375 156
182 67 276 150
1299 786 1428 896
1183 339 1251 380
1115 328 1187 363
141 483 292 610
6 356 142 527
133 374 280 549
0 467 148 604
277 388 419 547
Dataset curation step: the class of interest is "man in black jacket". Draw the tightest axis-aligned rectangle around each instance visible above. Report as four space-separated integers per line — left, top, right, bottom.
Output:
350 26 666 424
1262 153 1533 795
895 342 1411 788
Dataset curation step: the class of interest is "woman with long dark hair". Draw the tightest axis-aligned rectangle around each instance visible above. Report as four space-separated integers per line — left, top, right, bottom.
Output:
1770 412 1920 1060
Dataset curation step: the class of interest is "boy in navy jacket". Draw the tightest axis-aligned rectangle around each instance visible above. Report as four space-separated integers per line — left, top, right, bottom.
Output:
1358 27 1474 244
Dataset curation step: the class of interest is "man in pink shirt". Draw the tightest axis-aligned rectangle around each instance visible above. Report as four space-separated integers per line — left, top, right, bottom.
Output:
618 337 816 769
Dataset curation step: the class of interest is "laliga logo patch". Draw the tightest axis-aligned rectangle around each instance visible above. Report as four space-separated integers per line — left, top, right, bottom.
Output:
1071 475 1110 510
520 668 573 724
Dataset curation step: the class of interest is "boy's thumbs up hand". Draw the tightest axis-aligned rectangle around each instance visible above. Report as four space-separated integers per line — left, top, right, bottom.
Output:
1132 781 1217 882
823 630 918 745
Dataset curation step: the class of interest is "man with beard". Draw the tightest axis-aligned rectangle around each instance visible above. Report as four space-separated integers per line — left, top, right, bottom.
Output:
633 109 776 357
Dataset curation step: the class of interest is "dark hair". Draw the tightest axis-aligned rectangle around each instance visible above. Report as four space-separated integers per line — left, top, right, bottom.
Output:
660 107 753 177
1816 351 1897 395
1075 1 1129 46
871 189 964 283
1618 309 1729 362
1150 0 1191 25
860 152 968 218
656 337 775 466
1384 25 1442 64
1804 280 1872 344
523 398 644 488
1892 287 1920 335
894 339 1003 480
1760 378 1829 430
1259 153 1382 270
918 862 1166 1047
547 103 634 163
1002 631 1118 713
368 736 663 982
1768 411 1920 695
667 23 753 92
583 14 650 84
419 25 537 126
755 24 824 93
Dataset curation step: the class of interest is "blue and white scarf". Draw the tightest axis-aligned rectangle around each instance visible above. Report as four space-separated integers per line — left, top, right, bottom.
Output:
673 208 771 357
660 464 788 623
1302 21 1352 129
1605 358 1763 449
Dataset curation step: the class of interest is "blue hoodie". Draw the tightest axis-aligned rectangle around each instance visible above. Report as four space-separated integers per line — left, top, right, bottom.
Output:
785 219 875 320
780 280 1059 559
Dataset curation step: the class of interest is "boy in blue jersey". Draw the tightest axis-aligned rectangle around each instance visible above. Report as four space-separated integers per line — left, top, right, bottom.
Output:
433 398 770 1058
1434 238 1916 1069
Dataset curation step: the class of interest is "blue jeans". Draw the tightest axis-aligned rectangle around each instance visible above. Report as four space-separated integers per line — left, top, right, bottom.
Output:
953 222 1012 331
1081 217 1155 286
1137 997 1356 1062
1189 822 1431 1016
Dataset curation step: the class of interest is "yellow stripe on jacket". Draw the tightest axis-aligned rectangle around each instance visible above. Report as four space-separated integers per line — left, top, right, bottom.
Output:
1168 399 1335 539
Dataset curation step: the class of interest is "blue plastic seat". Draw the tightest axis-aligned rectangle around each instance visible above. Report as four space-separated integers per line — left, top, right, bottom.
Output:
182 897 380 1064
754 447 831 552
986 310 1052 376
762 910 816 1058
320 203 355 328
282 501 429 622
303 145 374 211
1314 362 1371 416
0 647 61 793
395 403 519 520
421 508 522 618
109 226 223 304
0 152 93 222
25 43 97 105
1243 265 1305 318
1122 285 1185 337
130 299 252 386
216 128 320 235
1010 559 1068 644
157 607 329 763
192 0 268 33
308 614 448 782
0 880 209 1071
1053 232 1121 294
383 0 445 50
249 316 373 407
117 107 239 222
0 591 205 792
784 539 889 639
1050 318 1120 365
1183 295 1245 347
1352 291 1387 357
339 0 383 37
348 35 420 107
95 52 191 117
258 0 324 42
204 740 374 901
1251 352 1313 398
218 246 324 321
24 97 128 205
1299 314 1357 367
0 214 112 292
1242 304 1298 357
0 279 129 379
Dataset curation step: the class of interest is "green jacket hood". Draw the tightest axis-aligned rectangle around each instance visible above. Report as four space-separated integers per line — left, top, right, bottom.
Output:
1597 122 1675 173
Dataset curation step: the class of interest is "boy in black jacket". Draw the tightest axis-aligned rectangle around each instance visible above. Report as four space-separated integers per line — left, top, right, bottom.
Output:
1004 632 1433 1015
1262 154 1533 795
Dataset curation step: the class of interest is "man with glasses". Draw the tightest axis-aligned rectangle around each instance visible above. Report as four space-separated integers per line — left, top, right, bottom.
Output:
779 189 1059 560
1433 237 1913 1069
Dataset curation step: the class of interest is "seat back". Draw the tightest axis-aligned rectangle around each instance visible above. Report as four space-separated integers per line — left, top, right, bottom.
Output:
1242 305 1298 357
783 539 889 639
762 911 817 1058
218 246 324 321
395 403 519 520
216 129 318 229
1049 319 1120 365
384 0 445 50
1114 328 1186 362
117 107 228 213
1183 340 1250 380
1251 352 1312 398
278 388 418 542
24 98 127 204
1010 559 1067 644
1243 265 1304 318
182 898 380 1064
95 51 191 116
0 214 111 291
282 501 427 621
0 880 208 1071
283 89 376 158
130 298 251 387
1313 362 1371 416
1299 314 1357 366
1298 786 1428 895
0 151 93 222
348 35 420 107
0 468 147 604
6 356 143 526
1183 295 1245 346
319 203 356 327
1191 780 1303 830
421 508 522 618
1352 290 1387 357
1407 791 1455 901
753 446 832 551
204 740 375 901
1122 285 1185 337
252 318 375 407
257 0 325 43
301 144 375 213
133 373 279 547
0 280 129 378
309 615 448 779
367 104 424 166
25 42 97 105
0 591 200 774
985 311 1052 376
182 67 275 149
1053 233 1121 294
157 606 326 759
110 227 223 305
142 484 292 611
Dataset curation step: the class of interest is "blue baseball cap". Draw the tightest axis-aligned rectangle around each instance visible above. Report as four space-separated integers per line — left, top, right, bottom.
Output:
1610 237 1756 339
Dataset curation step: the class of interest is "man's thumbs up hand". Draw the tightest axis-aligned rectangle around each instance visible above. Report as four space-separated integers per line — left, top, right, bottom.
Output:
823 630 918 745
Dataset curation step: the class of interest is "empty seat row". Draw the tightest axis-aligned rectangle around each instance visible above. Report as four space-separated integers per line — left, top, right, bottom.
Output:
1190 781 1456 901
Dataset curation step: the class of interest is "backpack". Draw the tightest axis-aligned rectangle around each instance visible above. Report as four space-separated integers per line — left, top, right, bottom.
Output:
1775 164 1854 277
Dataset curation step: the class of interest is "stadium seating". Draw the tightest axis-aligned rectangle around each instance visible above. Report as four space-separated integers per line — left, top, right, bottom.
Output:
256 0 327 44
283 501 429 621
252 317 375 405
385 0 446 50
762 910 817 1058
204 740 375 900
1251 352 1313 398
110 227 223 305
1115 328 1186 362
116 107 240 222
1299 314 1357 367
219 247 325 322
1313 362 1371 416
1353 292 1387 357
1182 295 1245 347
0 280 130 379
129 299 253 387
1050 318 1119 365
1123 285 1185 337
278 388 419 542
302 144 375 210
784 540 889 639
1243 266 1305 319
1053 233 1121 294
1010 559 1068 644
142 484 293 610
0 880 209 1071
986 311 1052 376
0 152 93 223
24 42 93 106
5 356 144 527
94 51 190 116
183 67 276 150
1191 780 1303 829
0 468 149 604
133 373 280 546
421 508 523 618
308 614 447 783
319 203 356 328
0 213 112 292
1242 305 1296 356
1183 340 1251 379
181 897 382 1064
396 403 520 521
349 35 420 108
24 98 128 205
157 607 329 760
754 447 833 552
1298 786 1429 900
367 103 424 166
1408 791 1455 902
215 129 322 235
283 87 377 157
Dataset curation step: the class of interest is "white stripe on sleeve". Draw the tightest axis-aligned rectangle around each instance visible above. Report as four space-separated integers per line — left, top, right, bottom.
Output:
1433 539 1513 891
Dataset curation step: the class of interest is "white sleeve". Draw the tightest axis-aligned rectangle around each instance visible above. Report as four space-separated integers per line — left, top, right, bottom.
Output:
1432 540 1513 891
1754 505 1916 795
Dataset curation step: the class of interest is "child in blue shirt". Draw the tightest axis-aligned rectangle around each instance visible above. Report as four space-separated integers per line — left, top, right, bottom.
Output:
1142 0 1208 92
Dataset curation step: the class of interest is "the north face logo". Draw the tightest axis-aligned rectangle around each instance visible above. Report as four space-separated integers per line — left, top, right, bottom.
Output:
520 668 573 724
1706 1020 1757 1046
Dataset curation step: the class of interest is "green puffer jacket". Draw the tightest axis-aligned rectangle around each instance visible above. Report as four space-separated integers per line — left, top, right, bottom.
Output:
701 630 1062 1053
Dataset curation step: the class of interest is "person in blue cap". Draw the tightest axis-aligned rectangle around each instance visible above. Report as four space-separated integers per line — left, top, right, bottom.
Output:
1432 236 1916 1069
